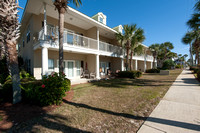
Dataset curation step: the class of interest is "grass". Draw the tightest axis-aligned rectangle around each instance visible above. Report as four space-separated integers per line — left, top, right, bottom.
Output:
9 69 182 133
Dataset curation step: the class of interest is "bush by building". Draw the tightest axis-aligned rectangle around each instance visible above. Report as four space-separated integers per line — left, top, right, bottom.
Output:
146 68 160 73
1 71 71 106
118 71 142 79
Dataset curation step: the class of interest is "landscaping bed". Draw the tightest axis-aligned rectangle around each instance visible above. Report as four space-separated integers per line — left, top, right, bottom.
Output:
3 69 182 133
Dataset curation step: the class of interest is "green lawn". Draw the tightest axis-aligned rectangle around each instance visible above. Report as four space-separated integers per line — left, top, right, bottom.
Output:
10 69 182 133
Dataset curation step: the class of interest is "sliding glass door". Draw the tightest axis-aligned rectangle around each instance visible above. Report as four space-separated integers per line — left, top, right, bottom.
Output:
67 61 74 78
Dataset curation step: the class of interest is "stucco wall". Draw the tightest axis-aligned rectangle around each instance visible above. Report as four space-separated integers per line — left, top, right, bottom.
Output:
146 61 152 70
18 15 34 75
34 49 42 79
138 60 145 72
86 54 96 73
111 57 121 72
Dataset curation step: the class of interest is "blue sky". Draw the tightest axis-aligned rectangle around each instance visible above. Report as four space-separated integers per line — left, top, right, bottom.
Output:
18 0 196 59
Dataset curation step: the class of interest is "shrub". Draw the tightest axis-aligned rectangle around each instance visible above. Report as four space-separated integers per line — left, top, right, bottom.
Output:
162 59 175 70
0 57 9 84
37 72 70 106
1 71 70 105
193 68 199 74
118 71 142 79
197 70 200 80
175 64 181 69
146 69 160 73
1 79 41 103
23 72 71 106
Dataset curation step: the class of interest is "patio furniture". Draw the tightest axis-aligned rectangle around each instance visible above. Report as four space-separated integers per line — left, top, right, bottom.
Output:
83 70 90 78
90 72 96 79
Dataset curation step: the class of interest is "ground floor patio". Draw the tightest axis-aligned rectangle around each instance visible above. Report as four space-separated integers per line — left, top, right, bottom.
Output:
33 48 155 80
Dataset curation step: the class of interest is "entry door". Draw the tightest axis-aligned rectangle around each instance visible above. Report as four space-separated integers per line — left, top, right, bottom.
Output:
67 61 74 78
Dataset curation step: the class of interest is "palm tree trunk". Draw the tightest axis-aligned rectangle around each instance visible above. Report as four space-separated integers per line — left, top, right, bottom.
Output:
153 56 156 68
130 50 133 71
58 8 65 73
6 41 21 104
126 47 129 71
197 48 200 65
189 43 193 66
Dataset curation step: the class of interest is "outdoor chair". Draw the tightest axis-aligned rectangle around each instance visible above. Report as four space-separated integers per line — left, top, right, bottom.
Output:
90 72 96 79
83 70 90 78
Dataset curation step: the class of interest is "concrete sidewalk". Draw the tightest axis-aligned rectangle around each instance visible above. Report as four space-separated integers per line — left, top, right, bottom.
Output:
138 70 200 133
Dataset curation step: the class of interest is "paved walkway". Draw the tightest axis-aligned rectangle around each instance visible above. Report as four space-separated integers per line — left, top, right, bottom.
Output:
138 69 200 133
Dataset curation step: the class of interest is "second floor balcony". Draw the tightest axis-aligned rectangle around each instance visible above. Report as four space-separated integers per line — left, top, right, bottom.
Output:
33 25 154 61
34 26 123 57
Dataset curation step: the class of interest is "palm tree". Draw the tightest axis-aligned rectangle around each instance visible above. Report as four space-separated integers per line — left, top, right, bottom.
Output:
53 0 82 73
182 31 194 66
0 0 21 104
194 0 200 12
149 43 160 68
157 42 174 67
116 24 137 71
129 28 145 70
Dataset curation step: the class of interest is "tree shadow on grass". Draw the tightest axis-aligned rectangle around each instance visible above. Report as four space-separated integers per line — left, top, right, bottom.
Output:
91 78 171 88
63 100 200 132
0 102 90 133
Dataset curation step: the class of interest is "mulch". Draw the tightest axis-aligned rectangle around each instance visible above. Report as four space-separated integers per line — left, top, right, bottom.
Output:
0 90 74 132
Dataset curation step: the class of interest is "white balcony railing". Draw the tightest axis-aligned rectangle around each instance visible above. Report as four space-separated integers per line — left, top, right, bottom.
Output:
99 41 123 55
63 30 98 50
36 26 153 60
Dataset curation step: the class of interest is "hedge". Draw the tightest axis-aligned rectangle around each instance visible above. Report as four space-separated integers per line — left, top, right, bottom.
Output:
146 69 160 73
118 71 142 79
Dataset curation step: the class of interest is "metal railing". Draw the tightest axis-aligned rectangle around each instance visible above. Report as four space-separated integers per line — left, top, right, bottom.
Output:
63 30 98 50
99 41 123 55
37 25 123 54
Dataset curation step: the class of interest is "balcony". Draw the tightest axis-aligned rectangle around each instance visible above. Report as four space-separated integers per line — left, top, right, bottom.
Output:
34 25 123 56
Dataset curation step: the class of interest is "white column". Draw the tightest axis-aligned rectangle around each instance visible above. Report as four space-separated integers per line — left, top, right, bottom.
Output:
121 58 124 71
42 47 48 75
96 27 100 79
155 61 157 68
151 62 153 69
135 60 138 70
144 50 147 72
97 28 99 50
44 2 47 40
96 54 100 79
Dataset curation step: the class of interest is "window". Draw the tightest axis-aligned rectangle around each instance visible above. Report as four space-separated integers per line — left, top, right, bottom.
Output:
48 59 54 71
67 31 74 45
26 25 30 43
76 60 81 76
99 17 103 23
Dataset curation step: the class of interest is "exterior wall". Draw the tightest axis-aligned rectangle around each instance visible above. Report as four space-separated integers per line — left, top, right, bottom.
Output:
100 56 121 73
34 49 42 79
138 60 145 72
86 27 97 40
33 14 98 40
18 15 35 75
146 61 152 70
99 35 112 43
132 60 136 70
86 54 96 73
111 57 122 72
